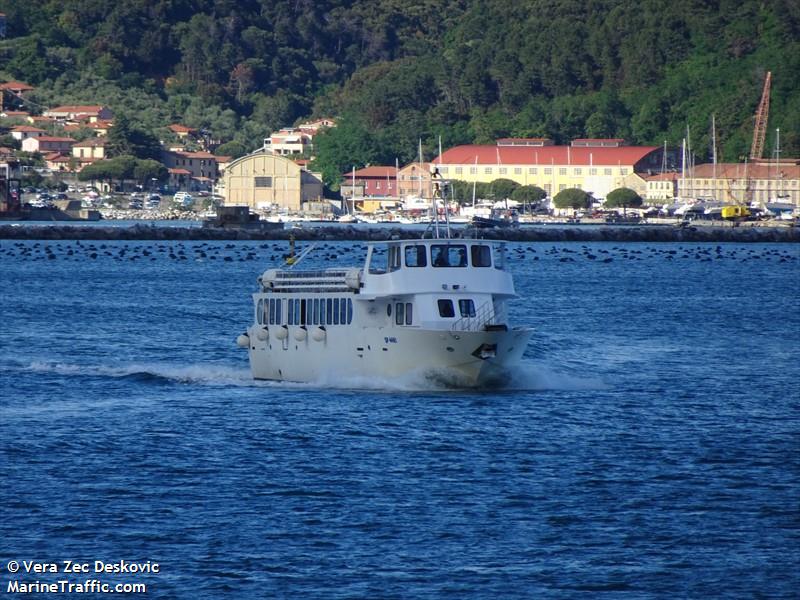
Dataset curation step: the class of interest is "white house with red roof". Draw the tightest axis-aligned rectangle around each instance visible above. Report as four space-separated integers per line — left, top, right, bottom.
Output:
43 105 113 124
11 125 46 141
21 136 76 154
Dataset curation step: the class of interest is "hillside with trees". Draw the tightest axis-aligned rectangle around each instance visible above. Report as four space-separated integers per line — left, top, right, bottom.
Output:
1 0 798 187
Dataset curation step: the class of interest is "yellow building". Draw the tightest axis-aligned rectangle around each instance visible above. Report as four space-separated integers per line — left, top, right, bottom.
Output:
680 160 800 206
223 150 323 211
434 138 664 200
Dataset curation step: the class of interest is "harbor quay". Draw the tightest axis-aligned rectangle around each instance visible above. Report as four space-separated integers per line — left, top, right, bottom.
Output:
0 223 797 243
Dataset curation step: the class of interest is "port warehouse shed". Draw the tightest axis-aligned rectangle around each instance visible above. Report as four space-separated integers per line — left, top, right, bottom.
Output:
433 138 665 200
223 150 323 211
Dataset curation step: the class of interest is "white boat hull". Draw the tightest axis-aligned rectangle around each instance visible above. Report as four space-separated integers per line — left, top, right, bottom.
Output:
246 324 532 388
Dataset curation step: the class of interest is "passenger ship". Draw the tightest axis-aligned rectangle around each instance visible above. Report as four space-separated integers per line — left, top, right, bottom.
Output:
236 238 532 387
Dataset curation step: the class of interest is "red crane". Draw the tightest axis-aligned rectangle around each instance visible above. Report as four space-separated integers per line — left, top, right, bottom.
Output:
749 71 772 160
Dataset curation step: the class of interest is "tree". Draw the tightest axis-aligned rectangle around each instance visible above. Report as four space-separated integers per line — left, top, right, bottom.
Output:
511 185 547 207
553 188 592 210
605 187 643 209
488 178 519 201
133 159 168 186
215 141 248 159
106 114 162 161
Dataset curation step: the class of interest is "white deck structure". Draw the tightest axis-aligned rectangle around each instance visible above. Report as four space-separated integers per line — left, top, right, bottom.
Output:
237 238 532 387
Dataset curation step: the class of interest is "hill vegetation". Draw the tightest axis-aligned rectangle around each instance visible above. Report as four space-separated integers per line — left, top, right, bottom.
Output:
1 0 798 187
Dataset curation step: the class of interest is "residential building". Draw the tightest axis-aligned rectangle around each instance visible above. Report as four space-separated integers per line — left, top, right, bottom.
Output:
434 139 665 200
11 125 45 141
224 150 323 211
297 118 336 135
397 162 434 200
1 110 30 120
71 137 108 161
0 81 33 112
644 172 679 202
264 128 312 156
43 152 81 172
168 124 197 139
43 105 113 124
85 120 113 137
340 166 398 198
21 136 75 154
161 150 220 190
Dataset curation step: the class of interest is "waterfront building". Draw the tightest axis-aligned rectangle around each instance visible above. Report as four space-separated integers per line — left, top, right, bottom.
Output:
434 138 665 200
397 162 434 202
223 150 323 211
678 160 800 207
644 172 679 202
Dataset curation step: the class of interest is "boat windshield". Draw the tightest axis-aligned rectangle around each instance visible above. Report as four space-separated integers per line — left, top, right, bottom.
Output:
367 241 505 271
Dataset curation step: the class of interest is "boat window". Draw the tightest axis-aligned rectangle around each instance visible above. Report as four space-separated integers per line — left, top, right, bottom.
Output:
459 299 476 317
257 299 264 324
404 245 427 267
312 299 319 325
326 299 333 324
274 299 281 324
347 299 353 324
318 298 325 325
395 302 414 325
368 248 388 274
431 244 468 267
333 298 340 325
387 303 392 318
493 244 506 270
287 299 295 325
339 298 348 324
388 246 401 271
437 299 455 318
471 245 492 267
301 299 308 325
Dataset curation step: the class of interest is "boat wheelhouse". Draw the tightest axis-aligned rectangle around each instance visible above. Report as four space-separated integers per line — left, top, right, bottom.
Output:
237 238 532 387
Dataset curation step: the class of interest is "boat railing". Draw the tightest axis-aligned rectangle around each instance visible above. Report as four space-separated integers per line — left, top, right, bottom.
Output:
450 300 498 332
260 268 361 294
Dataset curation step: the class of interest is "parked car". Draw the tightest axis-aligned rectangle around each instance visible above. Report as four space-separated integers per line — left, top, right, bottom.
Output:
173 191 193 207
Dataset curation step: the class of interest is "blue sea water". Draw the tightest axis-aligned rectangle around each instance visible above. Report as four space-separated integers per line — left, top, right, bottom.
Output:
1 238 798 599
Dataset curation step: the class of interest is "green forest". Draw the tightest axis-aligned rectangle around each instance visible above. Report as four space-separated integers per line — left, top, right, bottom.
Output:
1 0 798 186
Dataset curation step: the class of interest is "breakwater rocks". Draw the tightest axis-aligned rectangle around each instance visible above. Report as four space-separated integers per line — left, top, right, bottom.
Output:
0 223 797 243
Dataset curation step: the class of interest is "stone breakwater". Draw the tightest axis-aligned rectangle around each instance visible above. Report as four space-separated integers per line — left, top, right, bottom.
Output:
0 223 797 243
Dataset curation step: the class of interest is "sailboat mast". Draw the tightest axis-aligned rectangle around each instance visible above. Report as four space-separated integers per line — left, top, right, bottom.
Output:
439 135 451 238
711 114 717 201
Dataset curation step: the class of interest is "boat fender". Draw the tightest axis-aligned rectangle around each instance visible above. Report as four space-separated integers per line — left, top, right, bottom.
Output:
256 326 269 341
236 333 250 348
293 326 307 341
275 325 289 340
345 269 361 290
260 269 278 290
311 326 326 342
